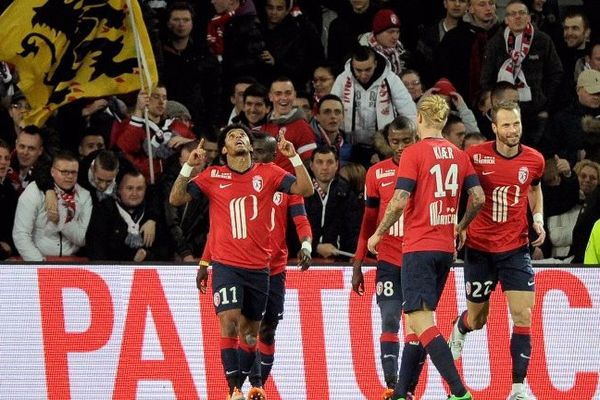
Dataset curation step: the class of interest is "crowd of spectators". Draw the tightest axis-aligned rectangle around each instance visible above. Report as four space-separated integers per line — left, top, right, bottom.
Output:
1 0 600 263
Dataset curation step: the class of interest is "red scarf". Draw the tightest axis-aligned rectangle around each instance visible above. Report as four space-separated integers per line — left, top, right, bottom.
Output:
56 185 76 223
206 11 234 58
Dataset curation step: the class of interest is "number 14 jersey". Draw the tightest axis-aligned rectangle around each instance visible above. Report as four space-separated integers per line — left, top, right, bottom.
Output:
465 142 545 253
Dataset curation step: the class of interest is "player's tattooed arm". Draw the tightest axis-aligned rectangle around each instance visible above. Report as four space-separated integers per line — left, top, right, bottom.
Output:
376 189 410 235
169 175 192 206
458 185 485 229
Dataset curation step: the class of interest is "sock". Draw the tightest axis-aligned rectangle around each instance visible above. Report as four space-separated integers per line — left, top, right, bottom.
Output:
420 326 467 397
380 332 400 387
457 310 473 335
511 326 531 383
249 350 262 388
258 340 275 385
238 339 258 387
394 333 424 397
220 337 240 393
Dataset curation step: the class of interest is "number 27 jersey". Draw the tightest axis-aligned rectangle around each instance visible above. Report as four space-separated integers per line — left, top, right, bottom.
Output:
465 142 545 253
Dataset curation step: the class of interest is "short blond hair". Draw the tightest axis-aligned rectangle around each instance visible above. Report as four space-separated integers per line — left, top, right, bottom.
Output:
417 94 450 130
574 159 600 178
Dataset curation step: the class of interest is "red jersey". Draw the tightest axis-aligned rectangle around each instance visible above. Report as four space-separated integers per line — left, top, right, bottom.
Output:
465 142 545 252
355 158 404 266
397 138 479 253
270 193 312 275
188 162 296 269
262 118 317 174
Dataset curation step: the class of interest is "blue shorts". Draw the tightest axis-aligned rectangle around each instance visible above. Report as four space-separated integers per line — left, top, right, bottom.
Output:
211 262 270 321
375 260 403 304
463 246 535 303
401 251 453 313
264 271 286 323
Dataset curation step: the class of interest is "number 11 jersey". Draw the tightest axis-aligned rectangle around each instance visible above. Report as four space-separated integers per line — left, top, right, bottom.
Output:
465 142 545 253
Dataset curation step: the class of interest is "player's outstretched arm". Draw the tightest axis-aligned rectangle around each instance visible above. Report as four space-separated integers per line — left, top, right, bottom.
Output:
528 183 546 247
278 132 313 197
456 185 485 249
170 139 206 206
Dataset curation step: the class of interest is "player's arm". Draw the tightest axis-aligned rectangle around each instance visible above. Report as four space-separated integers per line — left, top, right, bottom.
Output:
170 140 206 206
353 206 378 295
278 132 314 197
290 199 313 271
456 184 485 249
528 183 546 247
367 189 409 254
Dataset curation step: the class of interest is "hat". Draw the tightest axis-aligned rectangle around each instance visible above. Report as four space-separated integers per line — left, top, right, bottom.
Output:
578 69 600 94
165 100 191 120
433 78 457 97
372 9 400 35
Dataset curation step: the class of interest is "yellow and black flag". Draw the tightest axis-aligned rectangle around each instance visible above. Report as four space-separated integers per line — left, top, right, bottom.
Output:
0 0 158 126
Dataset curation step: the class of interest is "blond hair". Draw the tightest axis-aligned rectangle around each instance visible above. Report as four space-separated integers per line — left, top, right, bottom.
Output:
574 159 600 178
417 95 450 130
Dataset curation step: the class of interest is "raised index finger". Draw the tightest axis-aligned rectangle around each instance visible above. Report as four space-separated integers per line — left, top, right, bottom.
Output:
197 138 205 150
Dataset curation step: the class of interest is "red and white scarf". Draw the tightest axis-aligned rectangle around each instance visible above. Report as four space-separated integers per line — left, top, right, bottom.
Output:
206 11 234 61
55 184 76 224
368 33 406 76
497 23 534 102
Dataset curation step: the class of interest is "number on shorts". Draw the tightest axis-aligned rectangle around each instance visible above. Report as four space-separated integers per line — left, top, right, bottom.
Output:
383 281 394 297
471 280 493 298
219 287 238 305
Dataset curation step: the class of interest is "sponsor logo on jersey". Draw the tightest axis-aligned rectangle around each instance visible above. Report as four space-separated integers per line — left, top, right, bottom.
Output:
429 200 456 226
211 170 232 180
473 154 496 164
518 166 529 184
253 175 264 192
273 192 283 205
375 168 396 179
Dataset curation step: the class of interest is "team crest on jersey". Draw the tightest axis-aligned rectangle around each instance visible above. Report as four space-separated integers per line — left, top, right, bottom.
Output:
213 292 221 307
465 282 472 296
252 175 264 192
376 281 384 296
273 192 283 205
518 166 529 184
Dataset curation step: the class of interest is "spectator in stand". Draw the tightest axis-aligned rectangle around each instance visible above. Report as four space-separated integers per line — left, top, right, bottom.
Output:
293 91 313 122
262 77 317 173
527 0 562 46
225 76 257 125
7 125 50 194
217 0 269 88
331 46 416 167
311 63 336 107
417 0 469 67
161 2 221 132
442 114 467 148
76 150 128 206
290 145 362 261
543 69 600 167
436 0 500 104
576 40 600 80
560 9 591 83
115 85 196 182
569 159 600 263
160 140 210 262
400 69 424 102
339 161 366 203
310 94 352 166
13 152 92 261
0 92 30 149
0 139 17 260
480 0 563 147
77 129 105 159
327 0 379 71
431 77 480 134
232 83 271 130
358 9 416 77
462 131 487 149
542 155 580 260
86 170 170 261
262 0 323 89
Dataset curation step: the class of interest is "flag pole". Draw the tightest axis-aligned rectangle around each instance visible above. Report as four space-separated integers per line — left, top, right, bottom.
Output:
126 0 155 184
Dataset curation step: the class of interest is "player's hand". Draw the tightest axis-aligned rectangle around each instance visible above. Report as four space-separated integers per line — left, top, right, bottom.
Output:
277 129 297 158
530 223 546 247
187 138 206 167
554 154 572 177
367 233 382 255
297 247 312 271
352 259 365 296
455 225 467 251
196 266 209 293
531 246 544 260
140 219 156 247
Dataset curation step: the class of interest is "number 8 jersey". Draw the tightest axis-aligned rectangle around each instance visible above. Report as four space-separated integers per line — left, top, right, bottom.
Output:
465 142 545 253
396 137 480 253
